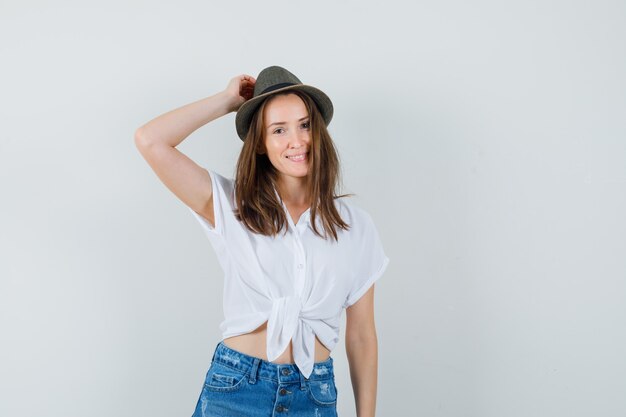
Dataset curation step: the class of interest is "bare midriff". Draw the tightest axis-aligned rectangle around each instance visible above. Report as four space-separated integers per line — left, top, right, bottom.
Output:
222 320 331 364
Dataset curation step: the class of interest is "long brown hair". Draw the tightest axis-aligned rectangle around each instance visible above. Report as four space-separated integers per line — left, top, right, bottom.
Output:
233 90 353 241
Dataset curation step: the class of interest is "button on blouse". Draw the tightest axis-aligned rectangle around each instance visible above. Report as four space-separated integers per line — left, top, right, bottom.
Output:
188 169 390 379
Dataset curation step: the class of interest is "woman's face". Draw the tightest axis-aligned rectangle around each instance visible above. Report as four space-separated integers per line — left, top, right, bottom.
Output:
262 93 311 181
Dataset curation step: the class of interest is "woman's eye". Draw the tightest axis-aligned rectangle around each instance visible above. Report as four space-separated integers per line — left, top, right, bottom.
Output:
273 122 309 134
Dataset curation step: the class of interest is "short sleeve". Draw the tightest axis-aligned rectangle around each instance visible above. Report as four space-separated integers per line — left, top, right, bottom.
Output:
187 169 234 237
343 212 390 308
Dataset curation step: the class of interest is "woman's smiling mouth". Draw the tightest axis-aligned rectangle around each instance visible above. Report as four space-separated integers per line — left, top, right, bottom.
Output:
286 152 308 162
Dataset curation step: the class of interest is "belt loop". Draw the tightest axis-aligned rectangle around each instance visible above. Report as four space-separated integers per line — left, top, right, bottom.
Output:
299 368 307 390
248 358 261 384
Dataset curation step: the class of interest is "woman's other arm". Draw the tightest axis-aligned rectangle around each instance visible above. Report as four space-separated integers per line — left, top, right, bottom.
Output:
345 285 379 417
133 75 255 225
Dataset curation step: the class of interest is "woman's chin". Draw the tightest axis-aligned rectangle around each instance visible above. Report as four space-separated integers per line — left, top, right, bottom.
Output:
277 167 309 179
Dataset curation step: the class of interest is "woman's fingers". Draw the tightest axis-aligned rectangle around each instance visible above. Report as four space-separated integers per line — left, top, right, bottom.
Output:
240 75 256 86
239 75 256 100
224 74 256 111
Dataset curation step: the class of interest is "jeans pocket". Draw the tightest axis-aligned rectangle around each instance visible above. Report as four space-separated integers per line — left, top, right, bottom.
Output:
307 378 338 407
204 361 248 392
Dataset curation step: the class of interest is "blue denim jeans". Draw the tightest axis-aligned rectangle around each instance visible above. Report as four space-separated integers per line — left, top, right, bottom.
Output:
191 340 339 416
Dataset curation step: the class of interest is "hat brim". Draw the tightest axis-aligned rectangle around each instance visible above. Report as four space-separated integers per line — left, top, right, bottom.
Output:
235 84 334 141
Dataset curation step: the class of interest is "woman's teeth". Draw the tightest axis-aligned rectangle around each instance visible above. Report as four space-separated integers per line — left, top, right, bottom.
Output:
287 153 307 161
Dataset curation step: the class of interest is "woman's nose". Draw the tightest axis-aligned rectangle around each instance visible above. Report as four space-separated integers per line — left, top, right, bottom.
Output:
289 130 308 147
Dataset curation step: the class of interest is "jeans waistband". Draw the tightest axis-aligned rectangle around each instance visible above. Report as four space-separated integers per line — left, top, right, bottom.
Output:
211 340 334 383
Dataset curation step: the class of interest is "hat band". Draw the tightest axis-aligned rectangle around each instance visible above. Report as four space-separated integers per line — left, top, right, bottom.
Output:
260 82 297 95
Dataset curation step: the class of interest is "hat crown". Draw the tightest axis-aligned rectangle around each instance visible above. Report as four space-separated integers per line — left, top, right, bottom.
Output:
253 66 303 98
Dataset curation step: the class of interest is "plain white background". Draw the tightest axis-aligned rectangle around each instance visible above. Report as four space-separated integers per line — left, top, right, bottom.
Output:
1 1 625 416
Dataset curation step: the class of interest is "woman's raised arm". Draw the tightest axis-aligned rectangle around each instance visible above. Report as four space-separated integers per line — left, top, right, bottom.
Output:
133 75 255 225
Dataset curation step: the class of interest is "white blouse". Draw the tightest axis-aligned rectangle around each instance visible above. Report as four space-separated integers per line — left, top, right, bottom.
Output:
187 168 390 379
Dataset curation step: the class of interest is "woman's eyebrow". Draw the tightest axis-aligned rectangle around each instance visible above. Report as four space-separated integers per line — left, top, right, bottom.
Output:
267 116 309 128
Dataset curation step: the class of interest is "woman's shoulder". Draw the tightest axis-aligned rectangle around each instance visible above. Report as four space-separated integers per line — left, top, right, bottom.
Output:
334 196 376 227
206 168 234 183
206 168 236 193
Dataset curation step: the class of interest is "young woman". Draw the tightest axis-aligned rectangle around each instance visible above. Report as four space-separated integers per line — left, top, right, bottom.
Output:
135 66 390 417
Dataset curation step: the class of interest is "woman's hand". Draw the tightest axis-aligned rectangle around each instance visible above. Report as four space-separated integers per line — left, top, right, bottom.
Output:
223 74 256 113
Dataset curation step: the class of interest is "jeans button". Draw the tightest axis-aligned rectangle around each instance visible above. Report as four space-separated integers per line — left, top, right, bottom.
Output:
279 388 288 395
281 368 290 375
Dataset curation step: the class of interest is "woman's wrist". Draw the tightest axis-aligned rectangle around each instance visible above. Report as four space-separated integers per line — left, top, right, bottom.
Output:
217 90 243 114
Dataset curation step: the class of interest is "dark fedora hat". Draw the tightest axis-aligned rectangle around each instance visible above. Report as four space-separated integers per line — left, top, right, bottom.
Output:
235 65 334 141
